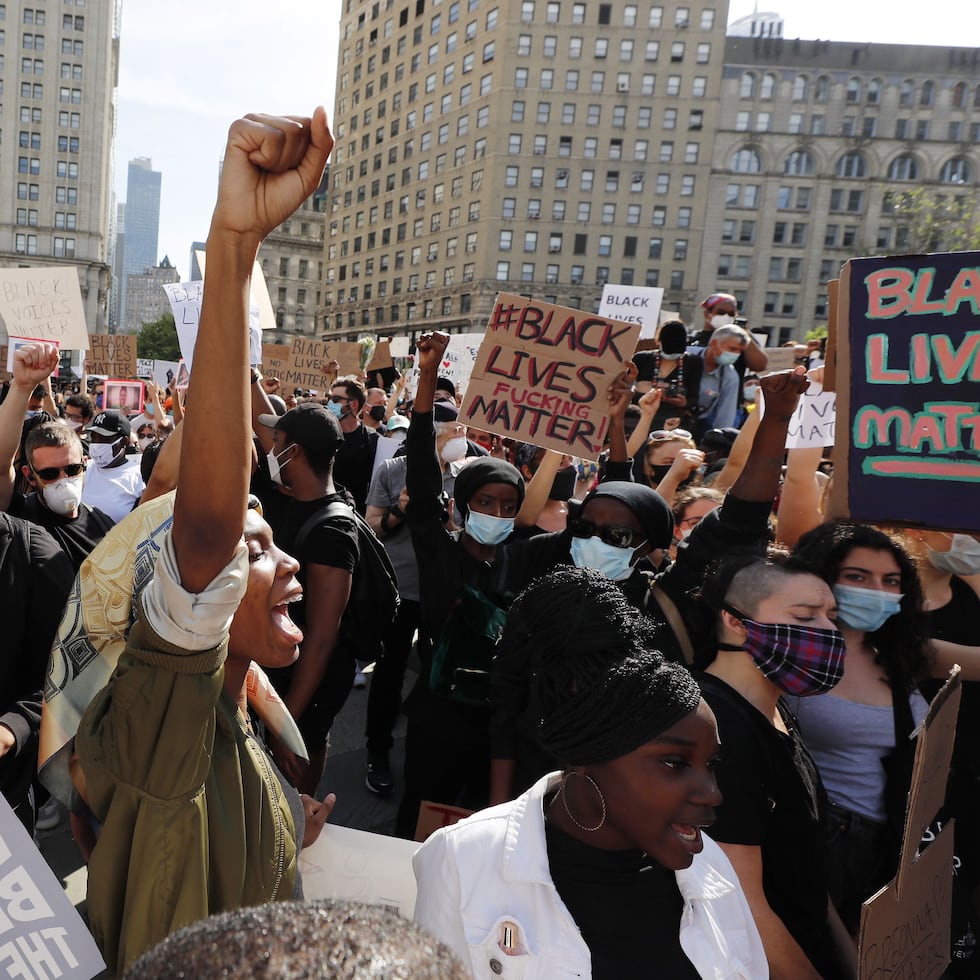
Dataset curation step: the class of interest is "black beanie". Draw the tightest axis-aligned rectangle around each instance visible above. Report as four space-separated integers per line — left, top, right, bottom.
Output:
453 457 525 516
582 481 674 548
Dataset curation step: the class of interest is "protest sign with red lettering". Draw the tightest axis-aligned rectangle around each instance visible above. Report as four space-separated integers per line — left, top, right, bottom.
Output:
831 252 980 531
460 293 640 459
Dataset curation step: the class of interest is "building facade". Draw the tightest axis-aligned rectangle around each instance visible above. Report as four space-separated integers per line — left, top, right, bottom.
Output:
321 0 728 341
0 0 120 340
702 36 980 343
116 156 161 332
124 254 178 330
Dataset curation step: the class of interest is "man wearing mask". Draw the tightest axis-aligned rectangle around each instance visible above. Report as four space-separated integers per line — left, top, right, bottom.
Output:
693 292 768 374
361 387 388 431
0 343 115 570
695 325 750 436
328 379 378 514
82 410 145 523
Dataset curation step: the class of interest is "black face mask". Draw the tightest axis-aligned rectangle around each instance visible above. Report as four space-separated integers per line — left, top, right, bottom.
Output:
368 405 386 422
548 466 578 502
648 463 673 484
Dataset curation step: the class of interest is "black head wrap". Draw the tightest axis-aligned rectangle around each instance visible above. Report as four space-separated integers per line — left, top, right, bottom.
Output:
582 481 674 549
453 457 525 517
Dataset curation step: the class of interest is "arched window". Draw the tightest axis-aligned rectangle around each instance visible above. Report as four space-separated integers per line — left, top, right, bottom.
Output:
920 80 934 106
836 151 866 178
739 71 755 98
730 148 762 173
792 74 808 101
760 72 776 99
867 78 882 104
846 77 861 103
888 154 919 181
814 75 830 102
784 149 815 176
940 157 972 184
952 82 968 109
899 80 914 106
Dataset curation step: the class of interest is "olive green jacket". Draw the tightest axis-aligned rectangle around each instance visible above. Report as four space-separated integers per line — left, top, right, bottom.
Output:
76 611 297 975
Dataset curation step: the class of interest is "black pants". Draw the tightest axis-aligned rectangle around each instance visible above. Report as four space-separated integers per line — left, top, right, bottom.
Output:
365 599 421 754
394 719 490 839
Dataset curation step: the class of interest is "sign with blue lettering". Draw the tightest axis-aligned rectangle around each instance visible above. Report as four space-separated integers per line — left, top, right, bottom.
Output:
831 251 980 532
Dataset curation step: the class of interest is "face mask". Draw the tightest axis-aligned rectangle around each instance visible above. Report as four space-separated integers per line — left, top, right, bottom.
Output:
710 314 735 329
647 462 673 484
66 419 84 432
715 350 740 367
266 445 295 486
388 429 407 445
743 385 759 402
138 435 155 451
90 442 122 469
730 609 846 696
145 404 155 417
549 466 578 502
326 400 344 419
440 436 468 464
368 404 386 422
659 351 683 361
40 475 84 517
24 410 38 420
928 535 980 577
570 535 639 582
832 584 904 632
464 510 514 546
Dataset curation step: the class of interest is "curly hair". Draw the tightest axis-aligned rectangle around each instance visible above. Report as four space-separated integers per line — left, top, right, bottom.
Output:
786 522 929 691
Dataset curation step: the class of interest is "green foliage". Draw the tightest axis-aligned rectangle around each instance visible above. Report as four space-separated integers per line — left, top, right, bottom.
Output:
882 187 980 254
137 313 180 361
805 324 828 343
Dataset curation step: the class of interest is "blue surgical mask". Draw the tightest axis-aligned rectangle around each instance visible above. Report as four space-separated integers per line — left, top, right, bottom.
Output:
326 400 344 419
570 534 638 582
145 404 155 417
464 511 514 546
659 351 683 361
832 584 904 632
715 351 740 367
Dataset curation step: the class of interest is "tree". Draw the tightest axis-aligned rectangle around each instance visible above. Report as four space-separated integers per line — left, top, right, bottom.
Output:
137 313 180 361
882 187 980 254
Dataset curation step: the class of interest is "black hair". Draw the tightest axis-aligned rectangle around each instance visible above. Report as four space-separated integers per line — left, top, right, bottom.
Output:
65 392 94 419
332 378 366 411
787 522 929 690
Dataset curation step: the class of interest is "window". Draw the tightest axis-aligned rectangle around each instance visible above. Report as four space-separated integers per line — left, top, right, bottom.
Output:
659 141 673 162
577 202 591 221
792 75 807 101
680 175 694 196
602 203 615 223
645 40 659 62
730 148 761 173
920 80 934 106
592 71 604 92
696 43 710 63
666 74 681 96
788 112 804 134
499 230 513 250
739 72 755 99
598 235 613 257
508 134 522 154
515 67 528 88
496 261 510 281
595 37 608 58
784 150 814 175
652 206 666 227
888 154 919 181
692 76 707 97
940 157 971 184
836 151 866 178
867 78 881 104
673 239 687 261
899 80 914 106
671 41 684 62
754 112 771 132
735 111 750 131
663 108 677 129
846 77 861 103
895 118 909 140
504 165 519 187
655 173 670 194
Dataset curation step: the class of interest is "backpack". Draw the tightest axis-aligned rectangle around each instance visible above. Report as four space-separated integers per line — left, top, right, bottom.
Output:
293 500 399 664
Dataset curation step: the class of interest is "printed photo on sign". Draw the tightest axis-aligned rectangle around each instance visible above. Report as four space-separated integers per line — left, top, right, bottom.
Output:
7 336 60 377
103 380 144 415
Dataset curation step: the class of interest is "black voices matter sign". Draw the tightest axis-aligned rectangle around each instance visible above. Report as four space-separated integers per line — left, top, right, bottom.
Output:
832 252 980 532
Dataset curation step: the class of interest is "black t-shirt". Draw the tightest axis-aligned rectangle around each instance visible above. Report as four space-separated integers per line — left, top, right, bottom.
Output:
333 424 379 514
697 673 844 979
546 819 699 980
10 491 114 572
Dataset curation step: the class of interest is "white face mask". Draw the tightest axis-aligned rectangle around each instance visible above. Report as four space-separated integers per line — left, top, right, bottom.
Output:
929 535 980 577
440 436 468 464
138 435 155 451
89 442 121 469
710 314 735 330
266 444 295 486
41 475 84 517
66 419 84 432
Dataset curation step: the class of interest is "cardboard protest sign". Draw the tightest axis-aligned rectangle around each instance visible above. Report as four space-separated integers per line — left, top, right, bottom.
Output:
831 252 980 531
262 343 290 376
460 294 639 459
435 332 483 400
760 347 799 375
859 668 961 980
599 284 664 341
366 339 393 372
0 267 88 351
824 278 840 393
0 795 105 977
276 338 361 390
84 334 136 378
300 824 420 919
784 383 837 449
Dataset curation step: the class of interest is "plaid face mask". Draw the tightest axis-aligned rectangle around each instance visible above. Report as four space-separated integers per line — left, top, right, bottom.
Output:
726 606 846 697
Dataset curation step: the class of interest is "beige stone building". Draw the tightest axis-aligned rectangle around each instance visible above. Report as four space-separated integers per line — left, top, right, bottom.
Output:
258 172 328 345
124 255 178 330
0 0 119 340
702 37 980 344
321 0 728 341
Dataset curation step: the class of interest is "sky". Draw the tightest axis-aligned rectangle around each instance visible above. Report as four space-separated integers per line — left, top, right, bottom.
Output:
114 1 977 278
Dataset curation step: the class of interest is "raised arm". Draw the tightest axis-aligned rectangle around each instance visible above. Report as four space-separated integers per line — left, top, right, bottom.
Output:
515 449 562 529
0 343 60 511
173 111 333 592
709 399 760 493
626 387 662 459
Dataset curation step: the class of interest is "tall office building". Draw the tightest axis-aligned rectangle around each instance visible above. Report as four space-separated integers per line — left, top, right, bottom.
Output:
125 255 179 329
321 0 728 341
0 0 120 340
117 156 162 332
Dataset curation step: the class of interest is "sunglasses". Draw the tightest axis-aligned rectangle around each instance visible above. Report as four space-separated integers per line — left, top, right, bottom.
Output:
568 516 645 550
329 395 349 403
33 462 84 482
650 428 693 441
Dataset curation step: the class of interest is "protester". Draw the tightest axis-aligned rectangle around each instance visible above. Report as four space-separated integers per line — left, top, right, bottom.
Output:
694 325 752 437
415 566 767 978
329 378 379 513
697 556 857 979
691 292 768 374
74 108 336 974
81 410 145 522
362 386 388 430
64 392 94 434
633 320 703 432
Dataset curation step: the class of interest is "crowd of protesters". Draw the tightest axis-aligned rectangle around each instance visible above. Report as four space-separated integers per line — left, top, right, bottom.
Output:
2 109 979 978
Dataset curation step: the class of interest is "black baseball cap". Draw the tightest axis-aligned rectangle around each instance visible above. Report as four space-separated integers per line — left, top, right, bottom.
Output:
88 410 132 438
257 402 343 451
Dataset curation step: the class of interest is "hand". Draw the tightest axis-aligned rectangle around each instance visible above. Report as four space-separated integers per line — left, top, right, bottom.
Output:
759 366 809 419
636 386 663 418
210 109 334 246
261 376 281 394
416 331 451 372
268 734 306 788
806 365 825 388
398 487 410 512
13 343 59 392
320 359 340 380
0 724 14 759
300 789 337 848
668 447 705 479
606 361 638 420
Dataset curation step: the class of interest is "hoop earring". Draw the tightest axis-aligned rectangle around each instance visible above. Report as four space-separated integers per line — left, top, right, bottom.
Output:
560 771 606 832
